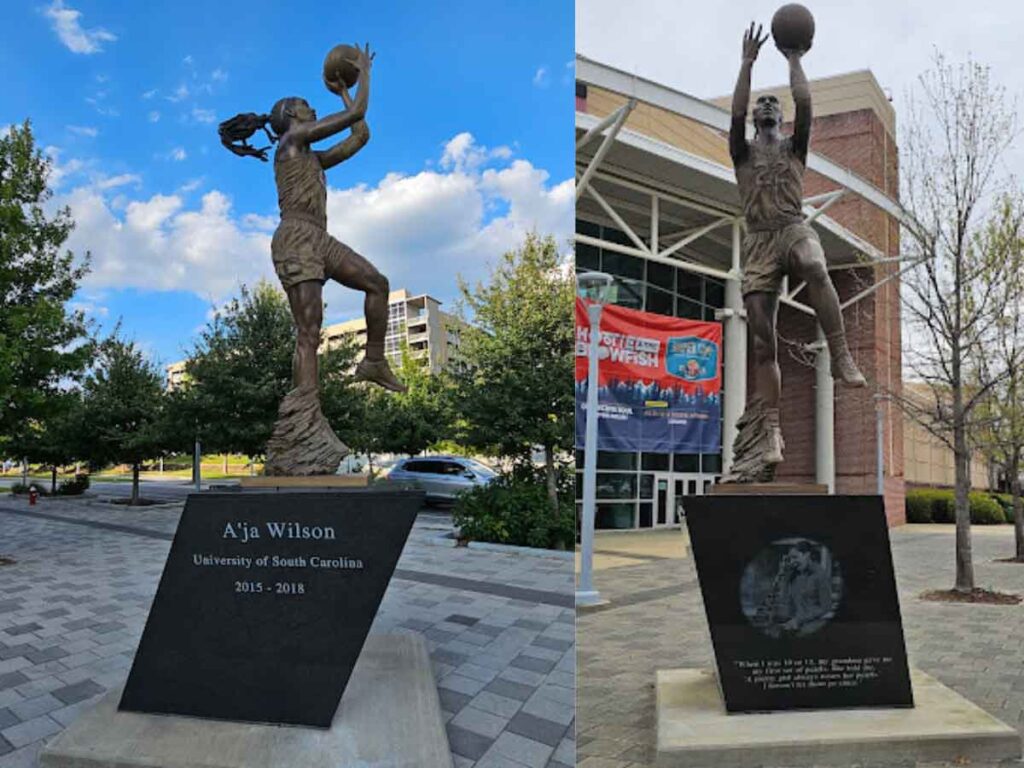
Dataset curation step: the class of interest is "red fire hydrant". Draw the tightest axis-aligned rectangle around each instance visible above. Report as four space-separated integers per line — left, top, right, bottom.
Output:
28 487 37 506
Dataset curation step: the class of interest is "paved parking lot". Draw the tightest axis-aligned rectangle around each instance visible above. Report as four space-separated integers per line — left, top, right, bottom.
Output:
577 524 1024 767
0 493 574 768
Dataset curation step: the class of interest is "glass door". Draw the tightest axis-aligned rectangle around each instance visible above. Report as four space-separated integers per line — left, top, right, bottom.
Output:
653 474 674 527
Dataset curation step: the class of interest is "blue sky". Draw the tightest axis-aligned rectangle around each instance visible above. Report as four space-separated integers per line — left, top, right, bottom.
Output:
2 0 573 367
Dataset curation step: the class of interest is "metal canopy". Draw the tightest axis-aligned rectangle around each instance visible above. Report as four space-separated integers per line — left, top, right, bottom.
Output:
575 115 882 275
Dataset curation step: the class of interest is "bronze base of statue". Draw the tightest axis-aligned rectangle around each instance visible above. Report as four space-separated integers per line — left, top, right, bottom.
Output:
264 387 349 476
721 398 782 484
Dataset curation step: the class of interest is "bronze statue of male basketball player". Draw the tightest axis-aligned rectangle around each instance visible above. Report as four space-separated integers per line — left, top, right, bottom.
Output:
724 21 865 482
219 43 405 475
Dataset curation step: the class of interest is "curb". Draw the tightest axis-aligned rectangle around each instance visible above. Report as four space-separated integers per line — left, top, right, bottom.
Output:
425 531 573 560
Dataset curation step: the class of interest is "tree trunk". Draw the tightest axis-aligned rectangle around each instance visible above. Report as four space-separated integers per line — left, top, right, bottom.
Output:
1013 452 1024 561
544 445 558 514
132 463 140 506
51 466 57 495
953 420 975 591
223 455 228 474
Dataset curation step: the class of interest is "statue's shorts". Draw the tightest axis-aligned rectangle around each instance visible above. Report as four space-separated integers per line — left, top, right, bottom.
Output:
271 216 355 291
741 221 821 296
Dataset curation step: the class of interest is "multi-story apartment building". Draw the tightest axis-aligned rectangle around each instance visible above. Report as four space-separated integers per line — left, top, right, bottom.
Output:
321 288 464 373
166 288 464 389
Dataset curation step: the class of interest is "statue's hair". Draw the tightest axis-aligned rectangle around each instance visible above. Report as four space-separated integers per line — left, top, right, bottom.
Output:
217 99 307 162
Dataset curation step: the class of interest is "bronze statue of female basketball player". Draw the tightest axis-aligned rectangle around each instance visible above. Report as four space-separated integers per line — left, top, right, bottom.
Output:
724 18 866 483
219 43 405 475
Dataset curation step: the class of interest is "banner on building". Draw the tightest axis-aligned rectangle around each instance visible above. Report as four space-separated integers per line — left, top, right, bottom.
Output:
575 299 722 453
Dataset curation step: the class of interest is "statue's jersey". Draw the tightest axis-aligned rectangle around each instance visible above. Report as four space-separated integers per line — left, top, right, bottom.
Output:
274 151 328 228
270 151 354 290
734 137 805 231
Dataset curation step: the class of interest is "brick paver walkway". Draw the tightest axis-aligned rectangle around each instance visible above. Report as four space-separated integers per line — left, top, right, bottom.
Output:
578 524 1024 768
0 494 574 768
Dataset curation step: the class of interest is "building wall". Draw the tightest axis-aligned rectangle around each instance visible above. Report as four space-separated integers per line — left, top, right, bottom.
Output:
762 105 906 525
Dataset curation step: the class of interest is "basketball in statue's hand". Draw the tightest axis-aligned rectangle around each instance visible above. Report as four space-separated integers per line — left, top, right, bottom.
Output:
323 44 361 92
771 3 815 54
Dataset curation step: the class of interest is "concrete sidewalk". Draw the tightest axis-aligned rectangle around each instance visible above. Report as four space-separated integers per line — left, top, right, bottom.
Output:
0 496 574 768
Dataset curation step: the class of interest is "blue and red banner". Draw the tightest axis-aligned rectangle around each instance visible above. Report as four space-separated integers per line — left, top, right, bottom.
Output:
575 299 722 453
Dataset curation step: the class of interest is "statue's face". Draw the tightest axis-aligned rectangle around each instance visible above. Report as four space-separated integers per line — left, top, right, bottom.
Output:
752 94 782 130
291 99 317 123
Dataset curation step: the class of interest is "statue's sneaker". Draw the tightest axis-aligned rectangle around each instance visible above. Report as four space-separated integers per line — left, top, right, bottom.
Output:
354 358 408 393
831 351 867 388
765 425 785 465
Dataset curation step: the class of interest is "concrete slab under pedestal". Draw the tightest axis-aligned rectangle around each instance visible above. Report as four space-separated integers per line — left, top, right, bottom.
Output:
40 634 453 768
656 667 1021 768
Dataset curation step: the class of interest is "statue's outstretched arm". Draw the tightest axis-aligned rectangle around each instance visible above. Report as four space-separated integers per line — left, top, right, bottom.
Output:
787 51 812 163
731 22 767 164
318 85 371 169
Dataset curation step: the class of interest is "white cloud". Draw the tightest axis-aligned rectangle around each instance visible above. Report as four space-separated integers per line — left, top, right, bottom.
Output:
51 132 571 319
43 146 84 188
44 0 116 55
440 132 514 173
182 55 194 66
148 110 161 123
533 66 550 87
95 173 140 190
211 68 228 82
167 84 189 103
178 177 204 193
165 147 187 162
142 89 157 100
67 125 98 137
191 107 216 124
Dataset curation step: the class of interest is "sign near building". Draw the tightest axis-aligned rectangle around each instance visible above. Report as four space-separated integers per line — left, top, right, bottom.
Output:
575 299 722 453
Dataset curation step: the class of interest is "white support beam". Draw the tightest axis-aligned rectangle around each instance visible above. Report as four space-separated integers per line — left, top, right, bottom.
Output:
659 216 732 260
574 232 733 282
650 194 659 258
576 100 635 202
583 183 650 255
805 189 846 224
813 326 836 493
577 106 629 152
720 220 747 476
840 255 929 310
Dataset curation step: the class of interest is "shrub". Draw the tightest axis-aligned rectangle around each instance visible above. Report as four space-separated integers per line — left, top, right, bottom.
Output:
905 488 1006 525
969 492 1005 525
452 464 574 550
57 474 90 496
9 483 29 495
905 489 933 523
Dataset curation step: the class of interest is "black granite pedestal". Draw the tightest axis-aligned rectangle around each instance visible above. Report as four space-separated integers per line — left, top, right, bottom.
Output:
684 494 913 713
119 489 422 727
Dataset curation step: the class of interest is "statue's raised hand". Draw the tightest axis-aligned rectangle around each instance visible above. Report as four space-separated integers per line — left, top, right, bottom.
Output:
742 22 768 63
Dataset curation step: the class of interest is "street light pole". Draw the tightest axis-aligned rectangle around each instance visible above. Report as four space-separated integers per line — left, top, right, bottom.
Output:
577 271 613 608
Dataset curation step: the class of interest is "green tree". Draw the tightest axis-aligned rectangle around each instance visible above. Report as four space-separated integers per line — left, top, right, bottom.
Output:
182 280 361 463
970 196 1024 558
451 233 574 511
899 55 1019 591
336 345 452 473
0 121 91 452
81 335 166 505
19 391 86 493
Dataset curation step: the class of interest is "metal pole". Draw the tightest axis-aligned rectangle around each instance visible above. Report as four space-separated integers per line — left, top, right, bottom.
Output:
578 302 604 607
194 437 201 493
